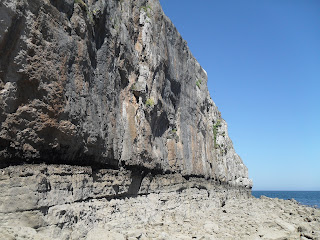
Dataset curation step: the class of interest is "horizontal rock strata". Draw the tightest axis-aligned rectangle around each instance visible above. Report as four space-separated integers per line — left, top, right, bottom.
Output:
0 164 250 231
1 188 319 239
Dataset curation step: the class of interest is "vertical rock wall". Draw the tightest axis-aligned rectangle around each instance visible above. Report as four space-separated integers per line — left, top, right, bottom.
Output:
0 0 252 188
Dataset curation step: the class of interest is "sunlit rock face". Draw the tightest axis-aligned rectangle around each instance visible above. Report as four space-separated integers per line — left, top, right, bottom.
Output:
0 0 251 189
0 0 252 227
0 0 253 237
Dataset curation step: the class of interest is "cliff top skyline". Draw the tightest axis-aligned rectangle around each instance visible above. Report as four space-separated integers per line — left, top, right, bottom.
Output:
160 0 320 191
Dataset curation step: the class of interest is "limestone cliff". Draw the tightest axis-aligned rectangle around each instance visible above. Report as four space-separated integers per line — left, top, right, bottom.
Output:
0 0 251 187
0 0 252 229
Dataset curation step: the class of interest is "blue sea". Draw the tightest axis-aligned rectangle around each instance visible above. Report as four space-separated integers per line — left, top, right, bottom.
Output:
252 191 320 208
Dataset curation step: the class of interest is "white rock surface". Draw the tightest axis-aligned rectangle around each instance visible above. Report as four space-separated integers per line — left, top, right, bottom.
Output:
1 190 319 240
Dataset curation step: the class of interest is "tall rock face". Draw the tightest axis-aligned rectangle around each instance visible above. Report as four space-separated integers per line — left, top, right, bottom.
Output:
0 0 251 197
0 0 252 236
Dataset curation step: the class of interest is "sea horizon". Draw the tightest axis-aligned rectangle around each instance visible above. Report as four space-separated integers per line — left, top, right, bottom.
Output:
252 190 320 208
253 190 320 192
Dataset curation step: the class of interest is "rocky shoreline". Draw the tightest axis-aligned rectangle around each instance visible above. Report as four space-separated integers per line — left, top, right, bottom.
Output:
1 0 317 239
1 165 318 240
1 189 319 240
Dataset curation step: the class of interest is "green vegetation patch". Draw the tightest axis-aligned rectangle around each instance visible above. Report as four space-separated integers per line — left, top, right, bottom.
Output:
196 79 202 89
140 5 152 18
145 98 154 107
213 119 222 149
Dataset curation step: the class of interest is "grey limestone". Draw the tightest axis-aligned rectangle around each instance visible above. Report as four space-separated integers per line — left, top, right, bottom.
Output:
0 0 251 189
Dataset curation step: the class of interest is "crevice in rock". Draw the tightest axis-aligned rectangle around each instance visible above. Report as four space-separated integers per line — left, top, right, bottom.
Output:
149 109 169 138
183 174 206 181
176 186 188 193
0 157 120 170
0 15 24 81
2 206 50 215
49 0 74 19
93 7 108 51
86 39 97 69
123 163 164 178
127 171 144 196
118 68 129 89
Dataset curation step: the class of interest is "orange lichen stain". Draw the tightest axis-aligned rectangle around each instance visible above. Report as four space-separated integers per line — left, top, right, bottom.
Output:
190 127 195 161
205 132 215 174
167 139 176 168
74 74 84 93
197 144 204 175
38 112 58 127
126 103 137 142
59 55 68 83
129 73 137 95
50 55 69 115
129 73 137 83
135 41 143 53
190 127 203 175
175 142 184 169
138 30 143 42
74 41 85 93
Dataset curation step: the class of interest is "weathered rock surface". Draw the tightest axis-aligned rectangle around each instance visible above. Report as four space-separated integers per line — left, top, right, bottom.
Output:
1 188 319 239
0 0 251 188
0 164 249 215
0 0 256 238
0 164 252 239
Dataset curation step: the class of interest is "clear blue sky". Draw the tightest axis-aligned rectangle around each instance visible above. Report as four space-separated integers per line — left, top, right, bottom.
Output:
159 0 320 191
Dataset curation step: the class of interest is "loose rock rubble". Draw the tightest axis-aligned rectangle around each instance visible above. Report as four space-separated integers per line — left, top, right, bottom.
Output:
1 190 319 240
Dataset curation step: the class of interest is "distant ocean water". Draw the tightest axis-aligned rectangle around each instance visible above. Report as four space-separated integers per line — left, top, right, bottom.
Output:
252 191 320 208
